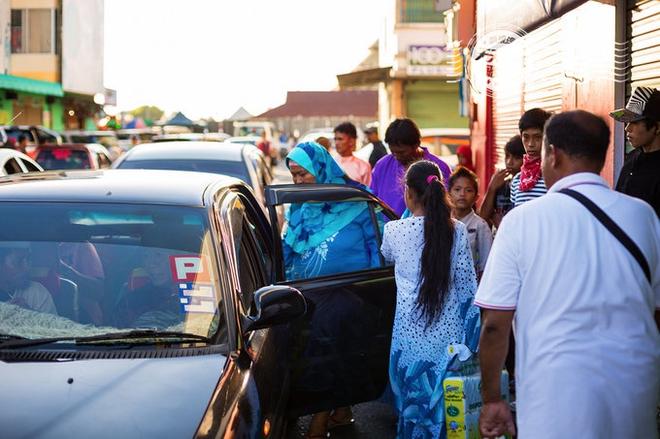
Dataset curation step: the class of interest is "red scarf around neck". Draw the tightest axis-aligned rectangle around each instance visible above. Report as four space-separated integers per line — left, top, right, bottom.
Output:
519 154 542 192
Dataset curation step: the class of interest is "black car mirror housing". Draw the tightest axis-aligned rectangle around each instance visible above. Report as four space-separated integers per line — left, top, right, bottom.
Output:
242 285 307 333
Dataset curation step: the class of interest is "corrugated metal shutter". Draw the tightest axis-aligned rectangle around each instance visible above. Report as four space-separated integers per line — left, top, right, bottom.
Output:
522 19 564 113
628 0 660 93
493 40 524 169
492 19 563 169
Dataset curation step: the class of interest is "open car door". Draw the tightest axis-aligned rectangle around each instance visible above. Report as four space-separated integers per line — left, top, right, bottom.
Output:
266 183 398 417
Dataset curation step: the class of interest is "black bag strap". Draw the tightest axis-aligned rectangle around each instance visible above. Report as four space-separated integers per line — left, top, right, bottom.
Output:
559 188 651 283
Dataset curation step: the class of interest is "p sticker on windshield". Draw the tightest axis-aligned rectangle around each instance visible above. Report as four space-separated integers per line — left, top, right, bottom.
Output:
170 255 215 314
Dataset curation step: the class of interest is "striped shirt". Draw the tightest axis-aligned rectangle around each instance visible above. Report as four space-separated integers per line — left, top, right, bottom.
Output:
510 173 547 207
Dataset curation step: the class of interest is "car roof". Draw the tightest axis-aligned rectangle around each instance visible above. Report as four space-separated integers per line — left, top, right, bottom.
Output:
37 143 109 152
0 149 31 160
0 169 239 206
122 141 254 162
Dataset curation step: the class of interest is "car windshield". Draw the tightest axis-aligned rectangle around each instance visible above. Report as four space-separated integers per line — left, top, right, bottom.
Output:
36 149 91 170
118 159 250 185
0 203 223 342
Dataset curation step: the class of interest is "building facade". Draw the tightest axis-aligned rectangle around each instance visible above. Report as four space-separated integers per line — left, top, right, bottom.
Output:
255 90 378 136
338 0 472 132
0 0 105 131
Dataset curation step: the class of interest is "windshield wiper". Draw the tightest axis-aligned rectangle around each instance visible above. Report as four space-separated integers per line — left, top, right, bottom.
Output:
0 333 26 341
0 329 210 349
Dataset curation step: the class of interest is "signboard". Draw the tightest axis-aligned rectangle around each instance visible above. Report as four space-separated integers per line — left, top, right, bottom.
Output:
407 45 460 77
62 0 104 95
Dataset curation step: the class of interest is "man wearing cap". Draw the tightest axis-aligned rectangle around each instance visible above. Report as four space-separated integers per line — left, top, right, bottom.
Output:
610 86 660 217
0 243 57 315
363 126 388 168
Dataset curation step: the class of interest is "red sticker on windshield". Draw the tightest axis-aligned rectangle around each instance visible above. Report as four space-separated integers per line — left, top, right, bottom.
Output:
52 149 72 160
169 255 210 283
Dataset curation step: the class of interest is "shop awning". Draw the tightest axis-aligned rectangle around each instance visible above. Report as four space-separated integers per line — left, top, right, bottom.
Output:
0 74 64 97
337 67 392 88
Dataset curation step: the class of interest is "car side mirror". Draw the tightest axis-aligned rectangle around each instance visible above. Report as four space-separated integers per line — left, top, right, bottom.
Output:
242 285 307 333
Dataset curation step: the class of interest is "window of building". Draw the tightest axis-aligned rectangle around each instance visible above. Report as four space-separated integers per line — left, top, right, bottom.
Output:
11 9 55 54
398 0 447 24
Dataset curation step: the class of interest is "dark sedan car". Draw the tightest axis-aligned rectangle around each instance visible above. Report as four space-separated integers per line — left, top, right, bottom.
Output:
0 170 397 438
113 141 272 206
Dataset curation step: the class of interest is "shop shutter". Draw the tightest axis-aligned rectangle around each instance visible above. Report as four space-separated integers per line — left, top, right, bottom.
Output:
628 0 660 94
522 19 564 113
491 19 563 169
492 40 524 169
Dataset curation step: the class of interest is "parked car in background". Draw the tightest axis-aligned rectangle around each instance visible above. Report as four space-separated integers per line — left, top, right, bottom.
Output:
225 135 261 147
116 128 161 150
34 143 113 170
419 128 470 169
0 148 43 175
112 141 272 206
233 120 275 140
0 169 397 438
152 133 231 143
0 125 62 155
61 130 123 160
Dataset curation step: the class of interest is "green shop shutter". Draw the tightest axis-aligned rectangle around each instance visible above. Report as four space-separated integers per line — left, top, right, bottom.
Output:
628 0 660 93
406 81 468 129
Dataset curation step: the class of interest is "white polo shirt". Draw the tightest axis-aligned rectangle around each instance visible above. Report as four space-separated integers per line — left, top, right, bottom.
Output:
476 172 660 439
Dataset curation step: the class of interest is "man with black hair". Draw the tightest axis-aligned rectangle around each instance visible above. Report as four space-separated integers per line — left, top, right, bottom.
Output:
333 122 371 185
16 135 28 154
370 118 451 216
610 86 660 217
0 243 57 315
363 126 387 167
509 108 552 207
475 110 660 439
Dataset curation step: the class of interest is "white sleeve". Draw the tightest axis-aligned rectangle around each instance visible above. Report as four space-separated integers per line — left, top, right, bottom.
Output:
475 210 521 310
380 221 395 263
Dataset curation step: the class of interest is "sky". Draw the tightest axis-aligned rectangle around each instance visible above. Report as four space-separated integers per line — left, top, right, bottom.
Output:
104 0 383 120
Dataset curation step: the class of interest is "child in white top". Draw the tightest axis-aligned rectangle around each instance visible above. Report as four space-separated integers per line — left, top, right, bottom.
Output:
449 166 493 279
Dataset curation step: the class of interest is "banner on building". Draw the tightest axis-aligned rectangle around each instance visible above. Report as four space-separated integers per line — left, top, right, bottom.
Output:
407 45 462 77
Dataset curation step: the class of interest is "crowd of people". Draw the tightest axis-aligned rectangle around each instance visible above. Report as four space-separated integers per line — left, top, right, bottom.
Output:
282 86 660 439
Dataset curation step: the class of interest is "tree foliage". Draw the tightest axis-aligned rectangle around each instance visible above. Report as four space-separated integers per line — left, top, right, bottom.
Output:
129 105 164 122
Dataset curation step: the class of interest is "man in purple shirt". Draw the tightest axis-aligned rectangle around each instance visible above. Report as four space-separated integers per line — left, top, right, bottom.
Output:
370 118 452 216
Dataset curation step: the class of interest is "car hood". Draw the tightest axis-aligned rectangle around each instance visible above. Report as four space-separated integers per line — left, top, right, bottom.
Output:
0 353 227 439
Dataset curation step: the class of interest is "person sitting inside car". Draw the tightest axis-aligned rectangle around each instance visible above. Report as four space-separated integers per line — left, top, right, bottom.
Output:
115 247 184 329
0 242 57 315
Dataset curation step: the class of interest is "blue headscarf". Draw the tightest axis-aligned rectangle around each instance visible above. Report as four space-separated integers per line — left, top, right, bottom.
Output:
285 142 369 254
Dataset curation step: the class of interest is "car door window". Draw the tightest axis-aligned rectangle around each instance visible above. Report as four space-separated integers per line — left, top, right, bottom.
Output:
275 200 389 281
4 158 23 174
97 153 112 169
19 158 41 172
218 193 267 313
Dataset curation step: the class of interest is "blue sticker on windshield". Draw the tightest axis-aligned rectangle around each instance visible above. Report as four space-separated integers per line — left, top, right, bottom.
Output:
178 282 216 314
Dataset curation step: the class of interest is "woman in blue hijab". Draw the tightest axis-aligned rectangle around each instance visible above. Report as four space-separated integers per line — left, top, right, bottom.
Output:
283 142 380 280
284 142 380 438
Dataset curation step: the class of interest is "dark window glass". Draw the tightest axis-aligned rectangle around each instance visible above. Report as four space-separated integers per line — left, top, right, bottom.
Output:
118 159 250 185
19 158 41 172
36 149 91 170
4 158 23 175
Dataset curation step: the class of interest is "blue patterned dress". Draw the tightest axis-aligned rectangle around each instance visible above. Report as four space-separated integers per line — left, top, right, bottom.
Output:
381 217 480 439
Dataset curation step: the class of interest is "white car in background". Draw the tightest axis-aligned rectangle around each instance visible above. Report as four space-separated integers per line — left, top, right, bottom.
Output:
0 149 44 176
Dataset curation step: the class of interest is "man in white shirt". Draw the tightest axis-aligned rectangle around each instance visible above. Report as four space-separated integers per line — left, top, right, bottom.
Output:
475 110 660 439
